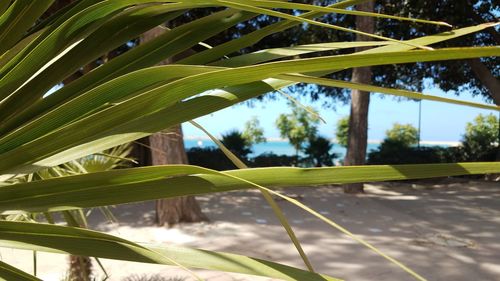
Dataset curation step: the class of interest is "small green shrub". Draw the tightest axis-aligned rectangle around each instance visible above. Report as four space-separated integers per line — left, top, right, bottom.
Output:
385 123 419 147
186 147 236 170
188 148 298 169
251 153 297 167
367 140 445 164
461 113 499 161
304 136 337 167
221 130 253 160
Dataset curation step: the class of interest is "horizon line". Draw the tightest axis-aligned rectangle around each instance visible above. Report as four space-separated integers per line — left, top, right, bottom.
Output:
184 136 461 146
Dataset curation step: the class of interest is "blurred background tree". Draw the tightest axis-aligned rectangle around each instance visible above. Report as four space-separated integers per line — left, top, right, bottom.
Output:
368 114 499 165
139 27 207 227
275 103 320 160
335 116 350 148
461 113 499 161
385 123 419 147
242 116 267 146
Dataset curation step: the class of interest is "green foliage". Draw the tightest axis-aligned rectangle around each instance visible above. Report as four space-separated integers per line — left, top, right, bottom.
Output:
242 116 266 145
304 136 336 167
335 116 349 147
370 123 447 165
378 0 499 100
385 123 419 147
0 1 498 280
217 0 498 103
187 147 236 170
461 113 499 161
12 144 133 182
276 103 320 156
221 130 252 159
187 148 300 169
251 153 297 167
369 115 499 164
367 141 446 165
464 114 499 147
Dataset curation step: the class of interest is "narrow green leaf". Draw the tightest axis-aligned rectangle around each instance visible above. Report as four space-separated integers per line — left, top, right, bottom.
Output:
245 181 428 281
18 80 283 174
32 250 37 277
213 41 394 67
0 27 46 70
0 1 202 102
1 162 498 213
190 120 248 169
277 74 500 111
0 4 189 124
211 0 431 50
217 0 451 27
93 257 110 281
27 0 103 35
0 65 220 153
277 89 326 123
0 0 104 79
0 222 341 281
3 8 254 133
181 0 370 64
0 46 496 175
190 120 316 272
0 260 41 281
0 0 54 55
218 171 427 281
0 1 12 16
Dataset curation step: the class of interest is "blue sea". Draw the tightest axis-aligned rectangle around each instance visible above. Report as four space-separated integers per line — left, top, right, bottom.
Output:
184 139 380 160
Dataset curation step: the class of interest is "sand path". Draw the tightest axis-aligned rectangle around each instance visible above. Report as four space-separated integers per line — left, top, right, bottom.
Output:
2 180 499 281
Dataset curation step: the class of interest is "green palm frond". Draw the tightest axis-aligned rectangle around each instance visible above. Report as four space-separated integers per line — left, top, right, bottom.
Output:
0 1 498 280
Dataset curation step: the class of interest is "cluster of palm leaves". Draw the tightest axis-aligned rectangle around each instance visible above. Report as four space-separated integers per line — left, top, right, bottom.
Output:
0 1 499 280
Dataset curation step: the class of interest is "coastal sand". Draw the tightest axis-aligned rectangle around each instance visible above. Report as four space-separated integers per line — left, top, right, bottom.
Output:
2 180 499 281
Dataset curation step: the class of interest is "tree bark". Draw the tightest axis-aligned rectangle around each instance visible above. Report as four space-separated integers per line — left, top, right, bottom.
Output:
130 137 152 167
140 26 207 226
467 58 500 105
151 125 208 225
343 1 374 194
68 256 92 281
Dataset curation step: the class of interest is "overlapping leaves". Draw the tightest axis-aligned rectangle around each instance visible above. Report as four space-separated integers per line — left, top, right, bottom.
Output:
0 1 499 280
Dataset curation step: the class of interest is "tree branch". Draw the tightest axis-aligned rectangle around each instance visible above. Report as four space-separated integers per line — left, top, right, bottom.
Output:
467 58 500 105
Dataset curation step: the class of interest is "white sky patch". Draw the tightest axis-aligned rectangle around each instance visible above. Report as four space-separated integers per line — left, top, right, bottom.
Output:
43 83 63 98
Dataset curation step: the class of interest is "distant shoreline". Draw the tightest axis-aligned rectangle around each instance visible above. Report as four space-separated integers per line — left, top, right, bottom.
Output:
184 136 461 147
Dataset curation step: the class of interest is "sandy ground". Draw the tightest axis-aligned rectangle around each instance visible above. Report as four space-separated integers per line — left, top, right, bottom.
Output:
2 179 500 281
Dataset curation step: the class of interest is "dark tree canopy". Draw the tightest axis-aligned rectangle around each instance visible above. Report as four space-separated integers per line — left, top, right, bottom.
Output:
172 1 498 104
376 0 498 102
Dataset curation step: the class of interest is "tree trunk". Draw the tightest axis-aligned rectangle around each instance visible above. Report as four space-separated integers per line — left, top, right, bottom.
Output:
467 58 500 105
343 1 374 194
68 256 92 281
140 26 207 226
462 3 500 106
130 137 152 167
464 6 500 163
151 125 208 226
